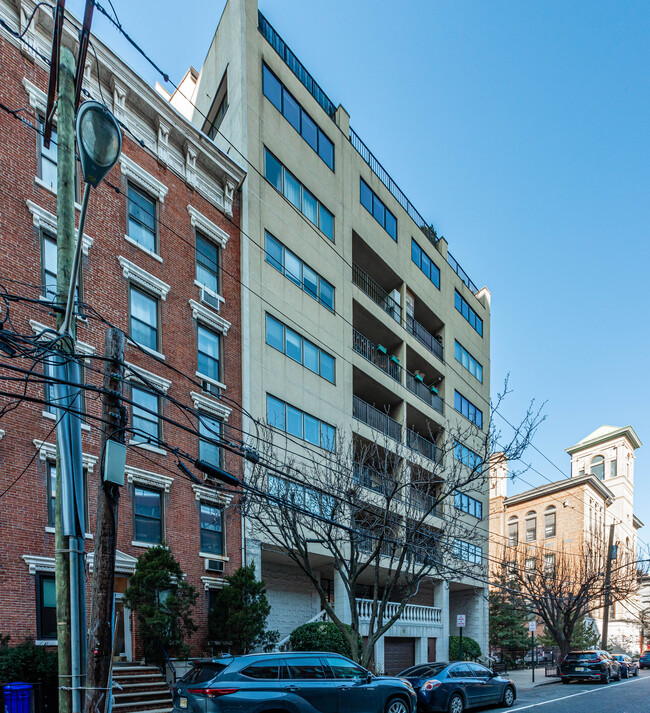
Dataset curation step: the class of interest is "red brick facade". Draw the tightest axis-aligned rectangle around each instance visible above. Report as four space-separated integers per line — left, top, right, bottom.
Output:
0 13 244 659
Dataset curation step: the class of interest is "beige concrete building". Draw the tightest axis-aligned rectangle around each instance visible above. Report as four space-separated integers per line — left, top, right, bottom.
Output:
490 425 644 654
163 0 492 671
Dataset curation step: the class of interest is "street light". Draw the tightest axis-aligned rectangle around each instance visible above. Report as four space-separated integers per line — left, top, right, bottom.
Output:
60 101 122 335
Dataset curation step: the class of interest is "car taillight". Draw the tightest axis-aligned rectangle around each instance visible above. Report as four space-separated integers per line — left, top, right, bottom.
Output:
187 688 239 698
422 680 442 691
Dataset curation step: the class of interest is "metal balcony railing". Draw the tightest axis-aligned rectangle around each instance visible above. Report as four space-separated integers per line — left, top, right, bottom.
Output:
355 534 394 558
353 395 402 442
352 329 401 382
406 427 441 464
405 371 444 415
353 462 398 497
352 264 401 324
405 314 443 362
409 487 440 516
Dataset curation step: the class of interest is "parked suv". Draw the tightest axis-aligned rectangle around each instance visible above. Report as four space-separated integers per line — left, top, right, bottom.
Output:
639 651 650 669
560 651 621 684
172 652 417 713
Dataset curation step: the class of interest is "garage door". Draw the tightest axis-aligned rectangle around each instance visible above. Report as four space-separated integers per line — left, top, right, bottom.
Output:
384 637 415 675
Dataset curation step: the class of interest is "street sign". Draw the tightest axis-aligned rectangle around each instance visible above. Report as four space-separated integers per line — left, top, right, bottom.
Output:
528 621 537 632
457 615 466 628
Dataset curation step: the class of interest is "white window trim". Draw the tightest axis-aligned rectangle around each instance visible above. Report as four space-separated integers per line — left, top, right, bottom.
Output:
23 554 55 575
29 320 95 355
120 154 168 203
34 177 84 210
33 440 98 472
193 280 225 306
128 440 167 456
0 430 5 440
87 549 137 574
27 201 94 255
119 256 170 299
127 339 166 361
188 205 229 248
125 362 171 394
196 372 227 392
193 483 233 507
190 299 230 334
23 79 47 113
191 391 232 421
124 233 163 262
201 576 225 590
126 465 173 492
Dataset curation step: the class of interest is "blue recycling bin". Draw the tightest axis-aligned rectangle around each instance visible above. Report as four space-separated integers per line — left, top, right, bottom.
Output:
3 683 32 713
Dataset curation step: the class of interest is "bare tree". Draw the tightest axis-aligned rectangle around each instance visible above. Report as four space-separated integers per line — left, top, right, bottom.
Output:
243 384 542 667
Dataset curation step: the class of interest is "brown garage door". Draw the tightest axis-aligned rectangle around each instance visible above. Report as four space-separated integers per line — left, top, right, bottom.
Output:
384 637 415 675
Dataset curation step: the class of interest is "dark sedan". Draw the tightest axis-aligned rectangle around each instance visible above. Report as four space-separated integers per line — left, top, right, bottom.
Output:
612 654 638 678
399 662 515 713
172 652 416 713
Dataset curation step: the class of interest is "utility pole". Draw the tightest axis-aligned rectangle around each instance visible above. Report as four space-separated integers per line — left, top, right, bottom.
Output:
55 45 77 713
86 328 127 713
602 523 616 650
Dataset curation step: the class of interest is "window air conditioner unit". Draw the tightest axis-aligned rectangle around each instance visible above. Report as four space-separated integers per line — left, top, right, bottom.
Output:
202 380 221 397
200 286 222 312
205 558 225 573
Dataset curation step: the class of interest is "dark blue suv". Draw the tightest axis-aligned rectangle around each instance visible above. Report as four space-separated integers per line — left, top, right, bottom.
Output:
172 652 416 713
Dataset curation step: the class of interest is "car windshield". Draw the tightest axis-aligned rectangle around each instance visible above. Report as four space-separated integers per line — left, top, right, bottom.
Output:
565 653 597 661
401 664 446 677
181 661 231 684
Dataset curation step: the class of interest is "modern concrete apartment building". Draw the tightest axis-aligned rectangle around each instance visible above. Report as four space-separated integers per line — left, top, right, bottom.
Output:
165 0 492 671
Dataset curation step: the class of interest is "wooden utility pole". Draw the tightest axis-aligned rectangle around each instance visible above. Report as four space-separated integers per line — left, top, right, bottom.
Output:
602 523 616 650
86 328 127 713
55 45 77 713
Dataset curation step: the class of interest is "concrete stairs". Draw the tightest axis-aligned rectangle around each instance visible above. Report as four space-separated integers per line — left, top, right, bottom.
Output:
112 663 173 713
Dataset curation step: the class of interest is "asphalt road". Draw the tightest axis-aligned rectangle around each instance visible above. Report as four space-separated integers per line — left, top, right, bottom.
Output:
491 669 650 713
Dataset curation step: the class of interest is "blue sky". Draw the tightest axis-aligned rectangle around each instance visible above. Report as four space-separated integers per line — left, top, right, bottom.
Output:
68 1 650 535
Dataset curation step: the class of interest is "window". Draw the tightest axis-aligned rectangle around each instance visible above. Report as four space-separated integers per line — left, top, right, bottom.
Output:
241 659 281 680
454 441 483 472
544 507 556 538
207 84 228 140
196 234 219 294
610 460 617 478
197 325 220 383
286 657 328 679
507 518 519 547
199 413 222 466
544 553 555 574
265 231 334 311
41 231 58 301
360 178 397 240
525 557 536 573
454 391 483 429
45 462 88 531
454 341 483 382
590 455 605 480
525 511 537 542
411 238 440 288
129 286 159 351
36 573 57 640
453 539 482 564
454 290 483 336
449 664 472 678
200 502 223 555
133 486 163 544
262 64 335 171
454 491 483 519
38 120 58 190
127 184 156 253
266 394 335 451
264 149 334 240
131 385 161 444
265 314 335 383
324 657 366 680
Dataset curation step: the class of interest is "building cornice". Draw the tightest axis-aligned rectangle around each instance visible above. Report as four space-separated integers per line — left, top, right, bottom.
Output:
120 155 168 203
189 300 231 334
192 483 233 507
634 514 644 530
33 440 98 472
566 425 642 454
187 205 229 248
503 473 615 508
118 256 171 300
125 465 173 493
190 392 232 421
26 201 94 255
125 362 172 394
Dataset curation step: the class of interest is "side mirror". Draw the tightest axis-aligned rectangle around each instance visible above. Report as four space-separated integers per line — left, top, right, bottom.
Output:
366 672 373 684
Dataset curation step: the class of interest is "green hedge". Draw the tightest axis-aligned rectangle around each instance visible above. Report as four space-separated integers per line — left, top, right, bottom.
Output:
289 622 362 658
449 635 481 661
0 635 58 712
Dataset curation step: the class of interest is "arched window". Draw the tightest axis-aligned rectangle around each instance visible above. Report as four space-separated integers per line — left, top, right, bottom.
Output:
507 516 519 547
544 506 556 538
525 511 537 542
590 455 605 480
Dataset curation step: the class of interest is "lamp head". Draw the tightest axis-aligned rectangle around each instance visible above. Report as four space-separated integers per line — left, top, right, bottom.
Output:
76 100 122 187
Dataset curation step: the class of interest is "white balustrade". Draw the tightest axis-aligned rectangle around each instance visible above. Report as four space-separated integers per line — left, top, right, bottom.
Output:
356 598 441 625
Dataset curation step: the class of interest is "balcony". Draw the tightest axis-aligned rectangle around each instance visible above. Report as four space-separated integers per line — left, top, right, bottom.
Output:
353 263 401 324
410 487 440 516
405 371 443 415
353 329 401 382
353 395 402 442
406 314 443 362
406 428 441 464
356 598 441 625
353 462 396 497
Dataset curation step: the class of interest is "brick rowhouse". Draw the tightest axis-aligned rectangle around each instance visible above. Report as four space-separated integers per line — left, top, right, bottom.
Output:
0 0 245 659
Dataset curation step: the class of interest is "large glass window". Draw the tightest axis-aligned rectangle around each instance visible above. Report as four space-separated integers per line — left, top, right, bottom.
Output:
544 507 556 538
590 455 605 480
454 341 483 383
199 414 222 466
360 178 397 240
36 574 57 640
324 657 366 680
454 441 483 472
411 238 440 288
127 184 156 253
454 490 482 519
454 391 483 429
266 394 336 451
286 657 328 679
453 539 482 565
129 286 158 352
454 290 483 336
196 234 219 294
198 325 220 383
133 486 162 544
200 502 223 555
131 385 160 443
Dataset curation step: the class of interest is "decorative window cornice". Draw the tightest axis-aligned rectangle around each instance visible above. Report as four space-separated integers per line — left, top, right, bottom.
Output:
119 256 170 299
191 392 232 421
120 154 168 203
125 362 171 394
0 430 5 441
189 300 231 334
23 78 47 114
192 483 233 507
187 205 229 248
33 440 98 472
29 320 95 355
88 549 137 574
23 554 55 575
125 465 173 492
26 201 94 255
201 576 225 590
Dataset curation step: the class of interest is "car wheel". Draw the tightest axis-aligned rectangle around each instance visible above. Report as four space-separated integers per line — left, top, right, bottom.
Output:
386 697 409 713
622 669 628 679
615 669 622 681
502 686 515 708
448 693 464 713
635 668 639 677
602 672 610 684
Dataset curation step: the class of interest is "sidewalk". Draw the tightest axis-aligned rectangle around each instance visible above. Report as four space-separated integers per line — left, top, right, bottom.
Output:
501 668 561 690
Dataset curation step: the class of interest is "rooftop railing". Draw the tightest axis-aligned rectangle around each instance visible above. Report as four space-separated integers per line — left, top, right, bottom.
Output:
405 371 444 415
353 395 402 442
352 329 401 382
405 314 443 362
447 251 479 294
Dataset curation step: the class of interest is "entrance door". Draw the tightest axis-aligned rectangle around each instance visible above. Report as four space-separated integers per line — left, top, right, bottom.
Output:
114 595 132 662
384 637 415 675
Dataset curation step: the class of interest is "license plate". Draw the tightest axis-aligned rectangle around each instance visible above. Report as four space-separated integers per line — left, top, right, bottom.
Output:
180 697 188 709
575 667 584 672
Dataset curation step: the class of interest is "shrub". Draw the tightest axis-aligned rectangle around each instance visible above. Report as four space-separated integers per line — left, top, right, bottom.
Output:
449 635 481 661
0 635 58 711
290 621 362 658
